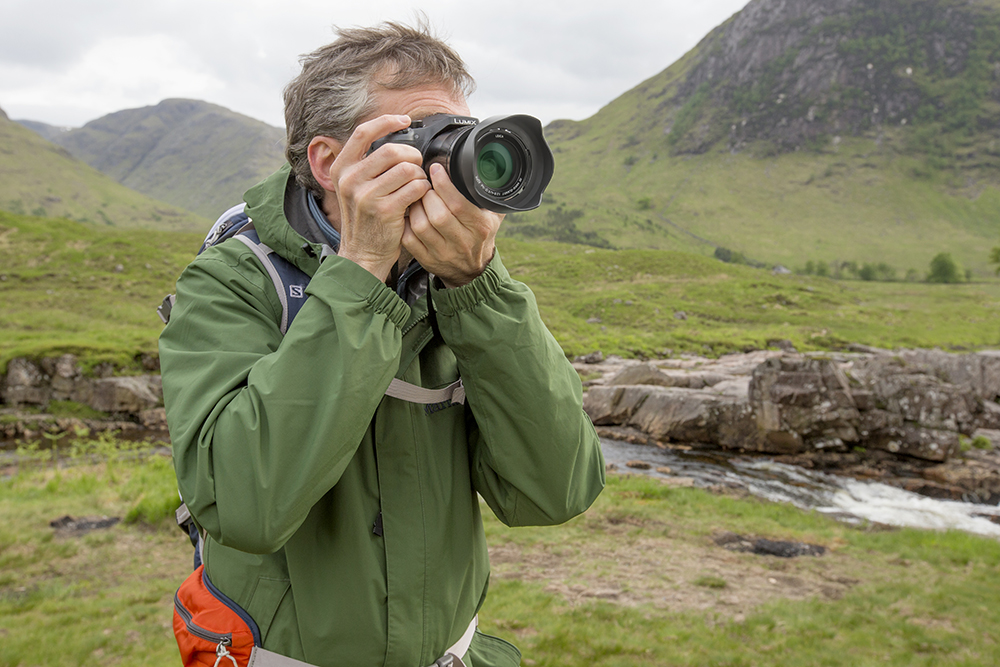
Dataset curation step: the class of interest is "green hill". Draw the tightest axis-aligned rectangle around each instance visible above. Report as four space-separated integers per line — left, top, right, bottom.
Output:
506 0 1000 278
0 109 208 232
46 99 286 219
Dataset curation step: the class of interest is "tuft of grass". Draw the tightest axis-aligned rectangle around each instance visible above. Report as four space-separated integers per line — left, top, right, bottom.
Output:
693 575 728 589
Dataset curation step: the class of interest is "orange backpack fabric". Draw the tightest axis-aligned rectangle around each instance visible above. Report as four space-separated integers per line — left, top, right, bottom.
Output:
173 565 260 667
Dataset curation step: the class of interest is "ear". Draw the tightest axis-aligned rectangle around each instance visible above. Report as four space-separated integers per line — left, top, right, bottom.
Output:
307 136 344 193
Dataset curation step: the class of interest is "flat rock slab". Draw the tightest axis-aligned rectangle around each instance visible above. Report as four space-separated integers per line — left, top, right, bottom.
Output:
715 532 826 558
49 515 120 536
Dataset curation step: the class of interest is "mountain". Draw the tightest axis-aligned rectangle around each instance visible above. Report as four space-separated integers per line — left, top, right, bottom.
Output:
0 110 208 231
512 0 1000 276
45 99 286 219
15 119 70 143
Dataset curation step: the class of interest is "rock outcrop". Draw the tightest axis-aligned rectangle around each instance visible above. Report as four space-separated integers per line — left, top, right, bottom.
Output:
1 355 164 439
581 348 1000 502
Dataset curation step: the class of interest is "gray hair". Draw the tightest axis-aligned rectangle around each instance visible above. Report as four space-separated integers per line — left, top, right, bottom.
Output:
283 19 476 196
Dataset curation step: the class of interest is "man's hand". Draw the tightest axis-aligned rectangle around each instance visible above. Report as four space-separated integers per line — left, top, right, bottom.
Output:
326 115 432 281
403 163 503 288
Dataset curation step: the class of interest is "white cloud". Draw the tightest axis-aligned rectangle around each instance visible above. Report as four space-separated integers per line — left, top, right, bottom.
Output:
0 0 750 128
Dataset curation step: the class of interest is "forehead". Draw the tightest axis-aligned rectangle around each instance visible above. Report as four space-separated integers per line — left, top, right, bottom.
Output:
367 83 471 121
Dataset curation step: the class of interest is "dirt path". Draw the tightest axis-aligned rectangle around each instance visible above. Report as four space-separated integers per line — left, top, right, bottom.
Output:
487 474 881 621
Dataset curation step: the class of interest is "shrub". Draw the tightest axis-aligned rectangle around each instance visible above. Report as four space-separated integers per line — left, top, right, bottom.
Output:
927 252 962 283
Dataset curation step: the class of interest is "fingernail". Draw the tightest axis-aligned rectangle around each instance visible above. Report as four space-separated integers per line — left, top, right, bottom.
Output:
397 115 411 123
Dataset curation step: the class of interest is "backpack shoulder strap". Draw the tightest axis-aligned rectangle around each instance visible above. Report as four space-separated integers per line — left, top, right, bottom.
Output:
230 224 309 335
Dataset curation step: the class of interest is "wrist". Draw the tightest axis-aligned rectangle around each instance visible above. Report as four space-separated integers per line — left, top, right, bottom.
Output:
339 246 398 282
439 244 497 289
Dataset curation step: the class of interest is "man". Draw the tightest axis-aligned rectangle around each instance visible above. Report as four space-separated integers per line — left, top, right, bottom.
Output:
160 20 605 667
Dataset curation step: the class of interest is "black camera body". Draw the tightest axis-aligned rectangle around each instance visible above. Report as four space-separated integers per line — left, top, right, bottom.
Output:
368 113 554 213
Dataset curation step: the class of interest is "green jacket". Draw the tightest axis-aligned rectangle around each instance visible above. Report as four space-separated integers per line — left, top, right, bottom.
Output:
159 165 605 667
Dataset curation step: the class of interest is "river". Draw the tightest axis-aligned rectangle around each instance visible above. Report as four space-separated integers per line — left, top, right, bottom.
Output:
601 438 1000 538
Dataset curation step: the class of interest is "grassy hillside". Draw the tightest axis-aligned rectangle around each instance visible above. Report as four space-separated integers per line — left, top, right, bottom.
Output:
0 212 202 372
48 99 286 219
507 0 1000 277
500 239 1000 358
2 211 998 374
0 114 208 232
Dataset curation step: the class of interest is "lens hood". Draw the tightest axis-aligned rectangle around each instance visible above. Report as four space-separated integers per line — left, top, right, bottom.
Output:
450 115 554 213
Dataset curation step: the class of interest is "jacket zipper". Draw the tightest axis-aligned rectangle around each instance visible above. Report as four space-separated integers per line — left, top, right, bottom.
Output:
401 310 430 337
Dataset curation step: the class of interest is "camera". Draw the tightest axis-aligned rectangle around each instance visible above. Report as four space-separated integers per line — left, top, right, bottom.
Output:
368 113 554 213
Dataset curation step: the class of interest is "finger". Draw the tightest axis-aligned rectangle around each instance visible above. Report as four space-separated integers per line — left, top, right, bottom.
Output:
405 198 448 249
401 205 430 256
378 178 432 217
360 142 424 178
427 163 481 219
354 160 428 202
338 114 412 164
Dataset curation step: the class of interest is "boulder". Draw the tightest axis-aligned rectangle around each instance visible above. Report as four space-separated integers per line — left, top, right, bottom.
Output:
896 349 1000 403
89 376 163 413
607 363 732 389
2 358 51 406
584 385 755 448
980 401 1000 430
748 356 860 452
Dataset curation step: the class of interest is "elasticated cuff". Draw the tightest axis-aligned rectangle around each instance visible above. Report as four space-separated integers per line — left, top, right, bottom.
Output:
308 253 411 328
429 252 512 317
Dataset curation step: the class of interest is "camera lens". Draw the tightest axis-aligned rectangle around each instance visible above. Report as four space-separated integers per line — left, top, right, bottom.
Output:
448 114 554 212
477 141 516 190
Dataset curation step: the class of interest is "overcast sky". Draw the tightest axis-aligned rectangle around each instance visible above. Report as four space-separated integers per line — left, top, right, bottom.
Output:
1 0 750 129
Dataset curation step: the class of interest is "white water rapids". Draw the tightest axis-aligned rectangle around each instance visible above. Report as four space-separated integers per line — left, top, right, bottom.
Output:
600 438 1000 538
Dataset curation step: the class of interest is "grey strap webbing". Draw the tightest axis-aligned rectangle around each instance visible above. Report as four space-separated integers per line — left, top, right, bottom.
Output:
247 647 317 667
233 235 292 334
385 378 465 405
245 615 476 667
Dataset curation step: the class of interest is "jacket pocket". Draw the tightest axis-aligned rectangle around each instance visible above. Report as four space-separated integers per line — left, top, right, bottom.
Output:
244 576 291 645
466 629 522 667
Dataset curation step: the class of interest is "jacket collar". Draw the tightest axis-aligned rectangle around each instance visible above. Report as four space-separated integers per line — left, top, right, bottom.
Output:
243 164 325 278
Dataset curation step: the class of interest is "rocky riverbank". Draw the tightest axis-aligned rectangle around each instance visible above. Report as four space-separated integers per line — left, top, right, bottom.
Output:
4 348 1000 506
579 347 1000 504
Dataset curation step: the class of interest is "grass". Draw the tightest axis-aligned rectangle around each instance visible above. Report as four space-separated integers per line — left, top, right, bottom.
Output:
501 239 1000 358
3 445 1000 666
2 211 999 371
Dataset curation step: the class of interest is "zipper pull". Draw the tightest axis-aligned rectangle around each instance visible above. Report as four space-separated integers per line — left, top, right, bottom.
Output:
214 640 238 667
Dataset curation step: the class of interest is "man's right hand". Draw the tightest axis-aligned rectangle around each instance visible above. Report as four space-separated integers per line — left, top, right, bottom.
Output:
324 115 431 281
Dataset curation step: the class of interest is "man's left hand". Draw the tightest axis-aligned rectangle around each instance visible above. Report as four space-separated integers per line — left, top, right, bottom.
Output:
403 163 503 288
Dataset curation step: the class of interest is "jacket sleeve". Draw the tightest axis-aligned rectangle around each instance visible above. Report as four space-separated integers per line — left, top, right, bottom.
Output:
159 247 410 554
430 252 606 527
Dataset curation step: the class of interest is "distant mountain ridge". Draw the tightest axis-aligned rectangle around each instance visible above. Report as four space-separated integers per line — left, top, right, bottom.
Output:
15 119 70 143
519 0 1000 275
0 111 207 231
42 99 286 219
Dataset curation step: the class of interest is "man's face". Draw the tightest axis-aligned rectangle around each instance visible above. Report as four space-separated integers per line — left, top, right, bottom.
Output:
362 82 471 126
